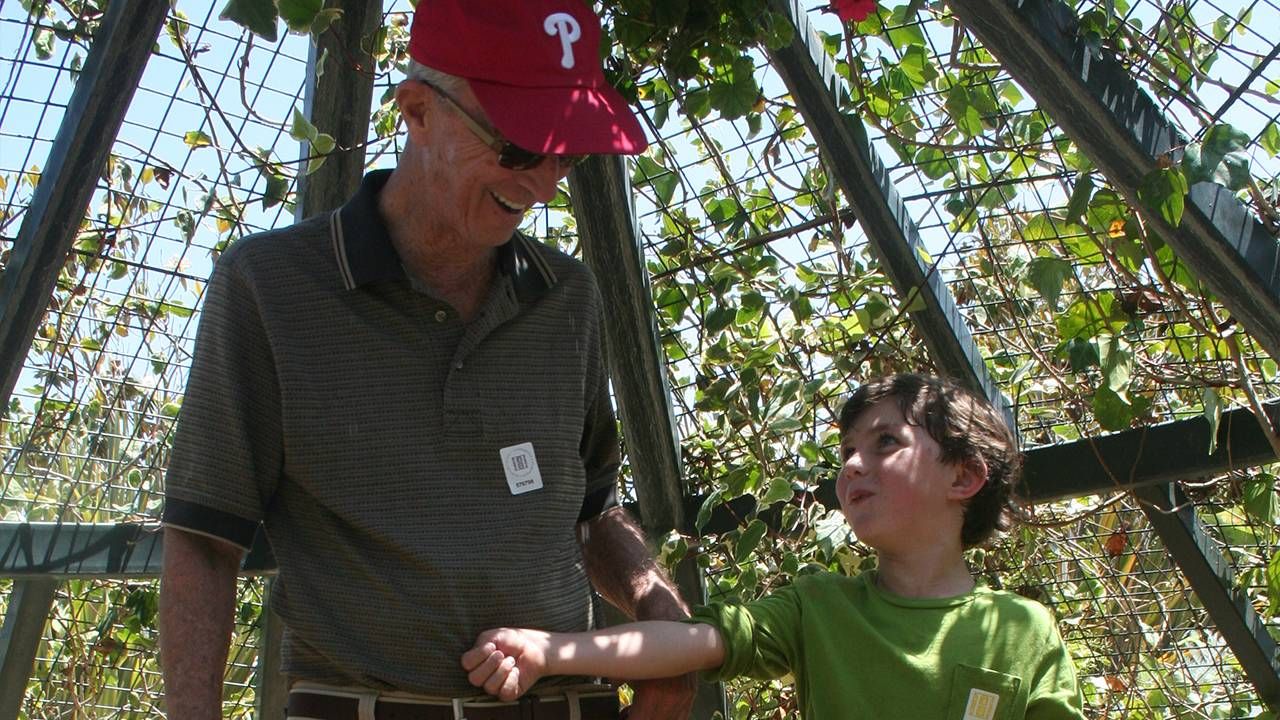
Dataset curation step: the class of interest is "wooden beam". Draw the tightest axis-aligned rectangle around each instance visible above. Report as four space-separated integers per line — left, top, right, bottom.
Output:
293 0 383 219
568 156 726 719
767 0 1015 427
0 0 170 410
947 0 1280 361
0 578 58 719
569 156 686 537
1136 482 1280 707
1022 400 1280 502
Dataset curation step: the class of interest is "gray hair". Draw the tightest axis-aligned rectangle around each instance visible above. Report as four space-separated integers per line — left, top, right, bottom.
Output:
405 59 467 96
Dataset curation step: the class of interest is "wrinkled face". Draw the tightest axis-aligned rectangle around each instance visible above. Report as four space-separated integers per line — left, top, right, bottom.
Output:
835 399 962 554
410 82 575 249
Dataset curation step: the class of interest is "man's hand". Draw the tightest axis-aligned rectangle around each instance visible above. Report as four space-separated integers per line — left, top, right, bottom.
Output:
461 628 551 701
623 673 698 720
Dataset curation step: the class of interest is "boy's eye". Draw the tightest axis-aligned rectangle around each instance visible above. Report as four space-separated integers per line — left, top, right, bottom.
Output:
876 433 898 448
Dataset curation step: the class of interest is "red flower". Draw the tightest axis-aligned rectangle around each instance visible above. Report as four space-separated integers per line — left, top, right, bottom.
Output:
831 0 877 23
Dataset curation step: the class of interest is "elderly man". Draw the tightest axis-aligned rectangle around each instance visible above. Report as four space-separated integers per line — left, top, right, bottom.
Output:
157 1 695 718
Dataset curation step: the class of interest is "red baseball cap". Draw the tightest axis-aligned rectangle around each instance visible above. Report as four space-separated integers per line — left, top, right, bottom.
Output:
408 0 648 156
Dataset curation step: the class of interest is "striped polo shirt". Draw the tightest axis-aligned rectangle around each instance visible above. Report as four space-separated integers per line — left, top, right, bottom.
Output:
162 169 620 694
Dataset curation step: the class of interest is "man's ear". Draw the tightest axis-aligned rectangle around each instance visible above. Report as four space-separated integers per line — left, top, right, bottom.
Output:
395 80 433 145
949 456 987 501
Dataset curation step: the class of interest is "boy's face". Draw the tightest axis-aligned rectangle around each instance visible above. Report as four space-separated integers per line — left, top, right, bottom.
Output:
836 398 968 554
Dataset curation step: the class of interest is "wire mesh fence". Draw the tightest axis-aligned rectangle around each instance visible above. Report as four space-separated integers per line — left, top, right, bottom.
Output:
1 0 1278 716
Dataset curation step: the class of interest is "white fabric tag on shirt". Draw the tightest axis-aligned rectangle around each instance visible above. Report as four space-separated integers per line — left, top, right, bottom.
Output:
963 688 1000 720
501 442 543 495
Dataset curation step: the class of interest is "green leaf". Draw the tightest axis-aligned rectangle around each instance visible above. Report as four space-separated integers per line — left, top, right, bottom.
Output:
1025 255 1071 308
1261 121 1280 158
694 489 723 533
165 15 190 49
897 45 935 89
1202 387 1222 454
310 8 342 36
1268 551 1280 616
759 476 795 506
705 305 737 334
1182 124 1252 190
33 29 54 60
306 133 336 175
312 133 335 155
1065 174 1094 225
761 12 795 50
1097 335 1132 394
945 86 984 138
183 130 213 148
1063 338 1099 372
278 0 323 33
885 6 926 48
815 510 850 559
735 519 768 559
161 301 194 319
1242 475 1276 525
897 286 926 313
290 108 317 142
1093 386 1135 431
1137 166 1188 226
914 146 950 180
707 56 759 120
769 417 803 433
1212 13 1233 40
632 156 678 206
261 173 289 209
219 0 279 42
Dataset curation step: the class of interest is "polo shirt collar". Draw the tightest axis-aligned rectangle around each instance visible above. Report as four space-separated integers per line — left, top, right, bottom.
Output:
329 169 557 303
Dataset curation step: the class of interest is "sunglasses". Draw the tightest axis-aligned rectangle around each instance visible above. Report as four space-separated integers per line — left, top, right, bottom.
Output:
419 80 588 172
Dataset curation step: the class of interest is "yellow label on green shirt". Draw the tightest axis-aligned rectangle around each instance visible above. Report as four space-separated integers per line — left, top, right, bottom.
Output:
963 688 1000 720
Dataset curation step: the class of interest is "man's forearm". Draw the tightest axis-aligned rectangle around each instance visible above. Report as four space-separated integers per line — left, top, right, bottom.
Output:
579 506 689 621
548 621 724 679
159 527 243 720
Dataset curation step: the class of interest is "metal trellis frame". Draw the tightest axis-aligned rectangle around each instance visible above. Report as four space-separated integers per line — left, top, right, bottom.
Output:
767 0 1016 428
1135 481 1280 707
947 0 1280 362
0 0 170 411
0 577 58 719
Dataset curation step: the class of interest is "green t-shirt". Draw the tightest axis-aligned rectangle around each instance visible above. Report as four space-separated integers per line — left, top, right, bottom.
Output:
690 571 1084 720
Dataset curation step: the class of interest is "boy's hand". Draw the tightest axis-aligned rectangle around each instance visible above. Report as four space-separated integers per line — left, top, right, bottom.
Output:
461 628 550 701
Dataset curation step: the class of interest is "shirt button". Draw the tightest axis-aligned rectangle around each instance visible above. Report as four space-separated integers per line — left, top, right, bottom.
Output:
434 310 448 323
453 361 464 370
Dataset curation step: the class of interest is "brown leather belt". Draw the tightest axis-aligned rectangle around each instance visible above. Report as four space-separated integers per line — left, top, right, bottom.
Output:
286 689 620 720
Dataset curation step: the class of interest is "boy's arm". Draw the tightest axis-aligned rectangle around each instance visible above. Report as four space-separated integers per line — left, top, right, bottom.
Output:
462 621 725 701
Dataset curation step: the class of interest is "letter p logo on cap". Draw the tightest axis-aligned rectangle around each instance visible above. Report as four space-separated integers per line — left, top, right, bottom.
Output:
543 12 581 69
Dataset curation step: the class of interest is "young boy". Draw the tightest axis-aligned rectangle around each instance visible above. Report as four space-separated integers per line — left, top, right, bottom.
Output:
462 374 1085 719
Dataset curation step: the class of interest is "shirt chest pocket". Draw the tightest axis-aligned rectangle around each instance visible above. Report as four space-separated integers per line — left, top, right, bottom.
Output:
947 665 1024 720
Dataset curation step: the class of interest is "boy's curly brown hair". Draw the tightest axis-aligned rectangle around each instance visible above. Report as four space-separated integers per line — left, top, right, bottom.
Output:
838 374 1022 548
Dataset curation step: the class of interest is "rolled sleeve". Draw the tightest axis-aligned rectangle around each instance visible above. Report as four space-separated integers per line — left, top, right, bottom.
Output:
688 586 802 682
